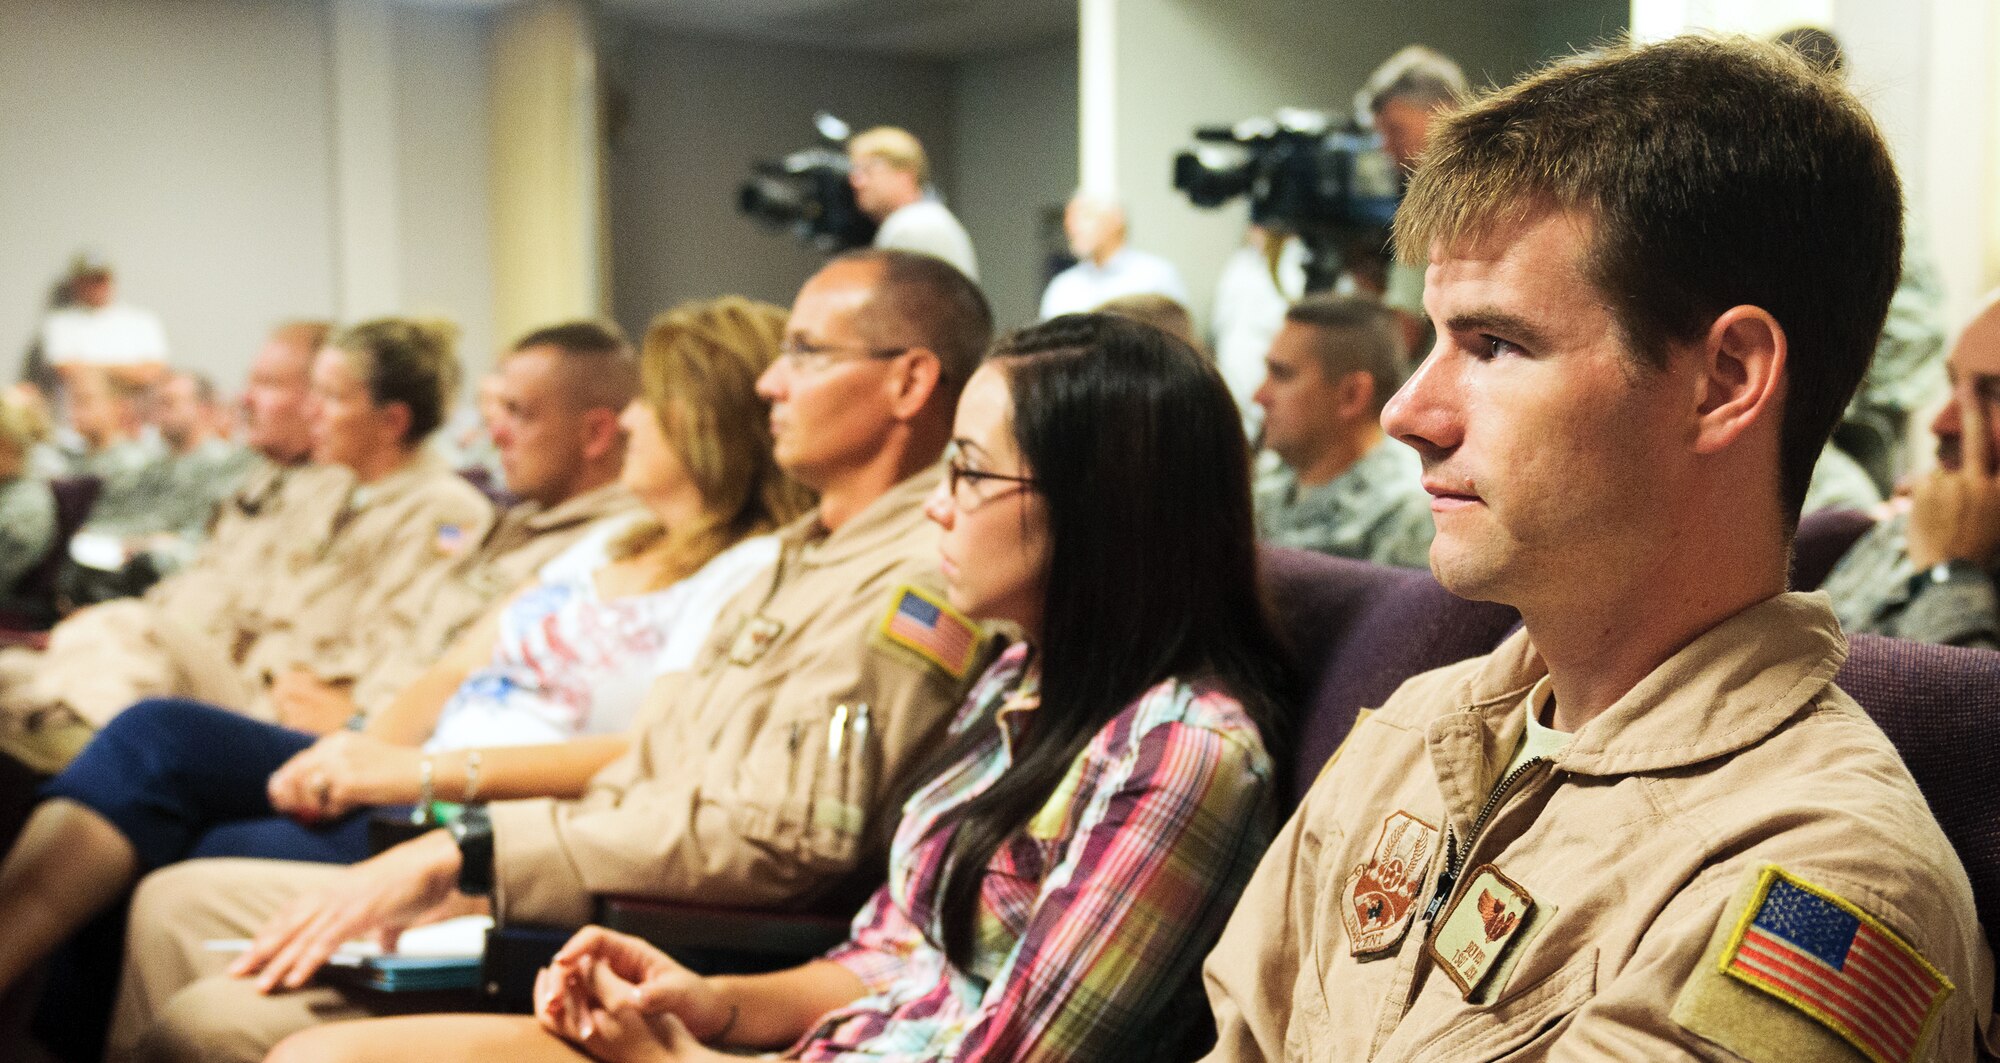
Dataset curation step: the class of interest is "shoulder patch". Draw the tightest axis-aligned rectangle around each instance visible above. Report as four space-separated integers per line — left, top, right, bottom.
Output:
1675 865 1953 1063
873 585 980 680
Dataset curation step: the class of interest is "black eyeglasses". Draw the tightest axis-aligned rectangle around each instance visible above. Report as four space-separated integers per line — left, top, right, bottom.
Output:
776 340 910 374
943 441 1039 510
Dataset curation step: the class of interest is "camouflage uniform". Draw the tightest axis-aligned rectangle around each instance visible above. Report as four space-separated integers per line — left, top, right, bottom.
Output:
1254 440 1434 568
0 476 56 595
1821 508 1997 650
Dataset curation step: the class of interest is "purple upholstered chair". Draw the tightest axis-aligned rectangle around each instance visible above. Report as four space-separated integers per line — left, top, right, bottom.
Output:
1792 506 1877 593
1837 633 2000 1029
1260 546 1521 809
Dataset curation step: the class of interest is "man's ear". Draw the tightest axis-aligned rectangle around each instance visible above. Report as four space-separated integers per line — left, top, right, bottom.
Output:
378 401 415 449
579 406 623 463
887 348 945 421
1335 371 1377 421
1691 305 1786 456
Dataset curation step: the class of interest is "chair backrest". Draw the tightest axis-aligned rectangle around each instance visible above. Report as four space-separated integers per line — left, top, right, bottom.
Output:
1260 547 1520 810
1792 506 1876 593
5 475 101 625
1836 634 2000 987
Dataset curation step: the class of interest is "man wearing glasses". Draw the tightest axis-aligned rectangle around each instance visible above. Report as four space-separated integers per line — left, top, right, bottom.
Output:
109 250 998 1063
1822 295 2000 649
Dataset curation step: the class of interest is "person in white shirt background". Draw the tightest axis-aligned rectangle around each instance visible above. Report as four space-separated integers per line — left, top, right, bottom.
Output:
1038 193 1188 321
847 126 979 281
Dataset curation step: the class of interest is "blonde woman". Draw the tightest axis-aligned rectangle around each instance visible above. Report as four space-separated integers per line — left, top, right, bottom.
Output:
0 298 811 1000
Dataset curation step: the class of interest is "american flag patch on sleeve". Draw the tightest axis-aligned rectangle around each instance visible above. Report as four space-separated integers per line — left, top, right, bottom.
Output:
1719 866 1953 1063
878 586 979 679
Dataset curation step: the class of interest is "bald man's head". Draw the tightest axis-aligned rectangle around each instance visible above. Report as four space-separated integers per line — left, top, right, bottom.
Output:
1930 292 2000 472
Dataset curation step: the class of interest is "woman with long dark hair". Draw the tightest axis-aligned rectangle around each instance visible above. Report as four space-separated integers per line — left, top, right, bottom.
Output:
272 313 1296 1063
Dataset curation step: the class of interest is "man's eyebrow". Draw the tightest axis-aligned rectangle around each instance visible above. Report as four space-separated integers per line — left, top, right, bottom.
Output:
1441 308 1555 351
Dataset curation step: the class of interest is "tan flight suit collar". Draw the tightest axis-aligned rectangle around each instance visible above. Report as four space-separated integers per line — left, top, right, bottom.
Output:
345 449 451 509
514 481 638 533
1425 592 1847 832
781 461 943 571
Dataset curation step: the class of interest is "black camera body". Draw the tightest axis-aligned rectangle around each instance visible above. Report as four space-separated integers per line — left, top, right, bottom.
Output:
738 114 877 252
1173 109 1402 292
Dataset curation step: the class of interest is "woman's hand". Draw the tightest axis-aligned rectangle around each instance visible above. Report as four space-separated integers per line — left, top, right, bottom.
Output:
269 731 423 821
536 927 738 1061
227 831 465 992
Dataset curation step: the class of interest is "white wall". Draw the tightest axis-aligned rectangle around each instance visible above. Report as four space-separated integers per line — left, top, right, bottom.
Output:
0 0 497 391
0 0 338 388
601 23 958 339
950 37 1079 329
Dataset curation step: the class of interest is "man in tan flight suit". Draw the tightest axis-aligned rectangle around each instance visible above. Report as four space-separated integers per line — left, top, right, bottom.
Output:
1202 39 1996 1063
0 322 333 771
266 320 643 728
109 249 997 1063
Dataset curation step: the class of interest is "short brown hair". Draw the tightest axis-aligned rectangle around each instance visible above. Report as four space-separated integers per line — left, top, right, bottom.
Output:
1284 295 1403 412
831 248 994 391
331 318 461 445
1095 294 1201 354
1394 35 1902 524
508 320 637 413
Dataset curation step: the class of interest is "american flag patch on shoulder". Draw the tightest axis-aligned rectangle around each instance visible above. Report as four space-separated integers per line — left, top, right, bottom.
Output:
1719 866 1953 1063
878 586 979 679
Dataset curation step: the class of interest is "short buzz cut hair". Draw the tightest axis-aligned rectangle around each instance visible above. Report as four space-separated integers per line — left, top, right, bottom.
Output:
1393 35 1902 526
831 248 993 391
849 126 929 183
1364 45 1469 114
508 319 638 413
1284 295 1403 412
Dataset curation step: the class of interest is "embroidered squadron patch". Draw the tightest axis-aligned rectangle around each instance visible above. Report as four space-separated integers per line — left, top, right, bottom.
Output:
1428 864 1534 998
876 586 979 679
1342 810 1439 955
1714 866 1952 1063
726 615 787 666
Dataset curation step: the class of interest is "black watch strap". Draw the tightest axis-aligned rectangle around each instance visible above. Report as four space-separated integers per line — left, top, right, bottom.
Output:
449 806 495 897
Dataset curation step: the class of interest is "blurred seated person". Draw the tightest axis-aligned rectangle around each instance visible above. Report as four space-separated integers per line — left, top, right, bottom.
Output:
1252 294 1432 567
105 250 992 1063
60 370 257 604
1095 292 1205 355
1039 194 1188 320
0 320 493 770
36 365 155 486
1822 292 2000 649
437 369 508 488
0 325 326 767
0 296 812 1012
266 313 1295 1063
0 389 56 606
39 256 169 392
849 126 979 280
271 321 646 736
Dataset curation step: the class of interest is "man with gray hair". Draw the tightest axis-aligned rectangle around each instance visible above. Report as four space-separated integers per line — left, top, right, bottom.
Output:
1363 45 1471 356
1252 294 1431 566
1039 193 1188 320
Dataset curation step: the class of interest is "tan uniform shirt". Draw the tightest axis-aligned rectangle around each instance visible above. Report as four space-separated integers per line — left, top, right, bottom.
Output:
1203 593 1994 1063
229 452 493 715
0 462 352 729
490 466 986 927
346 482 641 718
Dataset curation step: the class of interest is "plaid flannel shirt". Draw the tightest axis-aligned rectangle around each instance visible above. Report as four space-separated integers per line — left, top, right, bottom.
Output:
792 642 1277 1062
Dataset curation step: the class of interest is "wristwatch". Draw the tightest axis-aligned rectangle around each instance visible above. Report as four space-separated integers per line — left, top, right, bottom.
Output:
1908 559 1984 597
447 805 494 896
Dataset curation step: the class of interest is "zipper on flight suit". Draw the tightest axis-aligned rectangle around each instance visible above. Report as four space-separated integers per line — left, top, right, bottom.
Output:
1422 756 1550 924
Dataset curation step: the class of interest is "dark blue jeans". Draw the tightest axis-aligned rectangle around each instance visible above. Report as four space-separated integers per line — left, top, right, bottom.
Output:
39 697 375 871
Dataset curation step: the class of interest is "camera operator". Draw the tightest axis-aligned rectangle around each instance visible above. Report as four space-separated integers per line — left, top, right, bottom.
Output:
847 126 979 280
1359 45 1468 354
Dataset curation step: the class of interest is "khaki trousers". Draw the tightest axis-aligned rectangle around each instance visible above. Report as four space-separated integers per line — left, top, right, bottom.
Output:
110 859 397 1063
0 600 252 732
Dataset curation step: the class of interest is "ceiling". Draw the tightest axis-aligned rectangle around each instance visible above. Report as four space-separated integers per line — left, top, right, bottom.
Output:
404 0 1079 57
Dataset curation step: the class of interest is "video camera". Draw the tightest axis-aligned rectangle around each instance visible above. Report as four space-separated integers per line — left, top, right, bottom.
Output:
737 112 877 252
1172 109 1402 292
